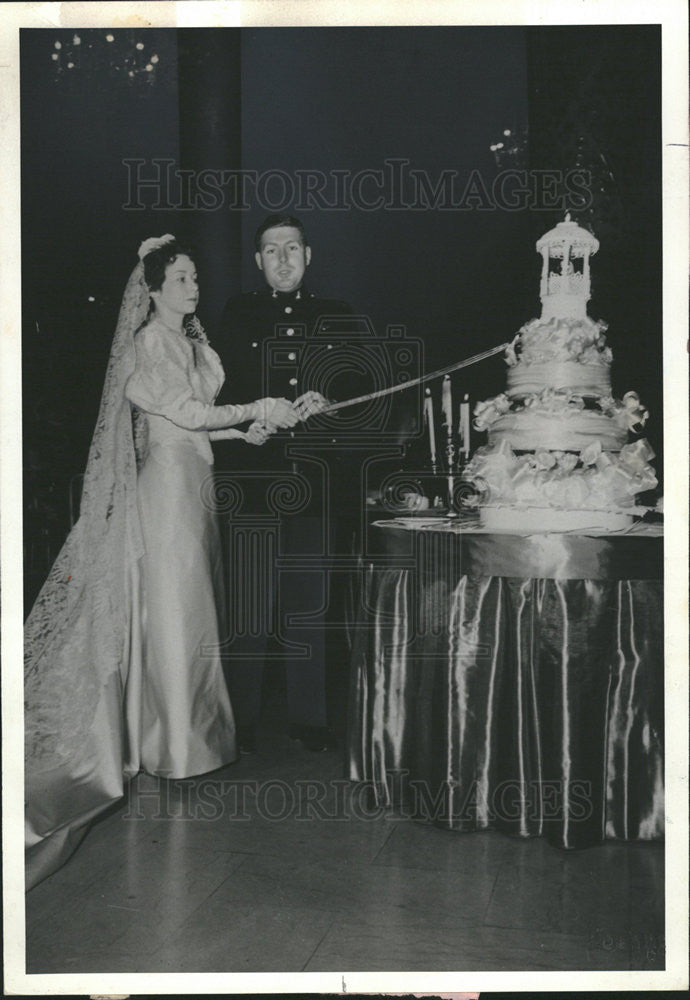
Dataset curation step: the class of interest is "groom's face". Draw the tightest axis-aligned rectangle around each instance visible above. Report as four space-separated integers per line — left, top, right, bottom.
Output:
255 226 311 294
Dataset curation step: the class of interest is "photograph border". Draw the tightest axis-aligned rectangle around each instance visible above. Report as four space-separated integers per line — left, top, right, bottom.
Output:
2 1 688 995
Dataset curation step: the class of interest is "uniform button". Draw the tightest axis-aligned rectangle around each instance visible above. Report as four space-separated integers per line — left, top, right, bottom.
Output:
288 352 296 361
289 378 298 386
284 306 293 314
286 328 295 336
327 344 333 350
251 341 258 348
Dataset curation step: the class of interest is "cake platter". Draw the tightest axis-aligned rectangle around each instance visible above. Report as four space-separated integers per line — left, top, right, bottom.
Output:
395 507 451 518
477 504 645 533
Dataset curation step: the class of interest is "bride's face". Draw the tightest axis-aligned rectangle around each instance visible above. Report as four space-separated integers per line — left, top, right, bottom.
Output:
151 255 199 317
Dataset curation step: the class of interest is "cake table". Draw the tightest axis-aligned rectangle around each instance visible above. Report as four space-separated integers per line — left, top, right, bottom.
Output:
346 516 664 849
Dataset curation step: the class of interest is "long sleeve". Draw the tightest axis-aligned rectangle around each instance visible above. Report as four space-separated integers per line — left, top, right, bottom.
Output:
125 324 264 430
209 428 247 441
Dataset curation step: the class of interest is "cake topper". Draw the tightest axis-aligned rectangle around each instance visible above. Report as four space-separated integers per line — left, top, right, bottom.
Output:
536 215 599 320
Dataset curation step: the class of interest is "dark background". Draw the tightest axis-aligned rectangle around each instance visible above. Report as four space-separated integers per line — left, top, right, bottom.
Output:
21 25 662 605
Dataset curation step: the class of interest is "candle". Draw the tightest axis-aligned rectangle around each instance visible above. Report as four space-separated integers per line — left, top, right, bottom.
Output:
459 393 471 459
424 389 437 467
441 375 453 428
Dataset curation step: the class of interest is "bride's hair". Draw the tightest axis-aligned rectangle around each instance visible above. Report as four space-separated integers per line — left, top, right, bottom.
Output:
143 239 196 292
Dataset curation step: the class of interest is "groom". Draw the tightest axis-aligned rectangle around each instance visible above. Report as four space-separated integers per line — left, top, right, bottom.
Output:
214 214 356 753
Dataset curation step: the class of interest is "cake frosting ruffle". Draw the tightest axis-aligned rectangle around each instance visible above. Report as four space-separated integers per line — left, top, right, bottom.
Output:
505 316 613 397
474 388 649 452
463 438 657 510
507 315 612 368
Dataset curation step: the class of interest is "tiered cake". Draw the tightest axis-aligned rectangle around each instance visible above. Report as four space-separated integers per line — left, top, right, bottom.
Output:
464 217 657 531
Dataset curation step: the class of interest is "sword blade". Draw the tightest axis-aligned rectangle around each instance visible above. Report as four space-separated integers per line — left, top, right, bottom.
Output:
321 341 509 413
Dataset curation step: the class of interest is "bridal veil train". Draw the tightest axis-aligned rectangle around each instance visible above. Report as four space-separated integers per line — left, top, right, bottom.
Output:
24 236 273 889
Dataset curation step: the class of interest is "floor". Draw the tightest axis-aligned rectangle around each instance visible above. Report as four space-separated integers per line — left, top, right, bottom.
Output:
25 709 665 975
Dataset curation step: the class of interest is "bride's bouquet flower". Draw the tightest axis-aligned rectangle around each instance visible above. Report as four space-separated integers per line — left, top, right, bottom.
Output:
184 315 208 343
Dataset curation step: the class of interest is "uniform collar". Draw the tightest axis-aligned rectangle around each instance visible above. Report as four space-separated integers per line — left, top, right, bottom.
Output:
265 285 306 303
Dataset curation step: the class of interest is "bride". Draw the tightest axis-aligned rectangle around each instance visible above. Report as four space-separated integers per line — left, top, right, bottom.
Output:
24 235 298 889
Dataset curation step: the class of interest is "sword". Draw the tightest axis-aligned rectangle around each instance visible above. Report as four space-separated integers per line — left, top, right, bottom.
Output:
320 341 510 413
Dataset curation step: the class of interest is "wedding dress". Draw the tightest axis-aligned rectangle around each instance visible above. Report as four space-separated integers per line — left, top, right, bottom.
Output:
25 245 267 889
123 316 237 778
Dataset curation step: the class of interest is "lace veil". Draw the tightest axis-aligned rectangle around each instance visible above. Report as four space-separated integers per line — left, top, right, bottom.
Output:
24 259 150 770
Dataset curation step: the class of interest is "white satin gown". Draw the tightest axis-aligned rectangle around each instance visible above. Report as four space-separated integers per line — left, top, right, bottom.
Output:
124 318 237 777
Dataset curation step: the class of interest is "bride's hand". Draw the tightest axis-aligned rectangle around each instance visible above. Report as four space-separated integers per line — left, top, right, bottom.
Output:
245 420 272 446
264 397 299 429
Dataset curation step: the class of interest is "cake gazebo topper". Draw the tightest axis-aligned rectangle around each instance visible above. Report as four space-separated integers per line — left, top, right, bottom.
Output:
463 218 657 531
536 213 600 321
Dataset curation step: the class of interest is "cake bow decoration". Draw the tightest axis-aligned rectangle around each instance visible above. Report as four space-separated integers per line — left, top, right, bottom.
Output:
591 440 657 502
534 449 557 470
463 441 517 503
505 335 520 367
594 450 615 472
621 391 649 432
553 451 579 473
465 441 512 474
473 393 510 431
580 440 602 466
137 234 176 260
619 440 657 484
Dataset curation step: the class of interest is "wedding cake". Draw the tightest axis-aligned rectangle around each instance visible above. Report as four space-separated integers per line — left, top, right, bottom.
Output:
464 217 657 531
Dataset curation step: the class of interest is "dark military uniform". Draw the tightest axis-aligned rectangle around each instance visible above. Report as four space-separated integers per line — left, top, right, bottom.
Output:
217 286 353 404
214 285 359 737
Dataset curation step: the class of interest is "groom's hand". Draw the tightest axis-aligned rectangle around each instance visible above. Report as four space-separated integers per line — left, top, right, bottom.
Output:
294 391 329 421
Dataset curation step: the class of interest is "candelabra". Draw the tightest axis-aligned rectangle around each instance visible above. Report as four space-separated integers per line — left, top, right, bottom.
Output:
424 388 438 474
444 424 455 508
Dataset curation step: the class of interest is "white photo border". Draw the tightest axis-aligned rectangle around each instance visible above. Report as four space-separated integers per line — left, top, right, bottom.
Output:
2 1 687 995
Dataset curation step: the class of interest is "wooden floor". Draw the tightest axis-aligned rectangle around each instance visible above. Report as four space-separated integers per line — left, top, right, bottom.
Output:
26 710 665 975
